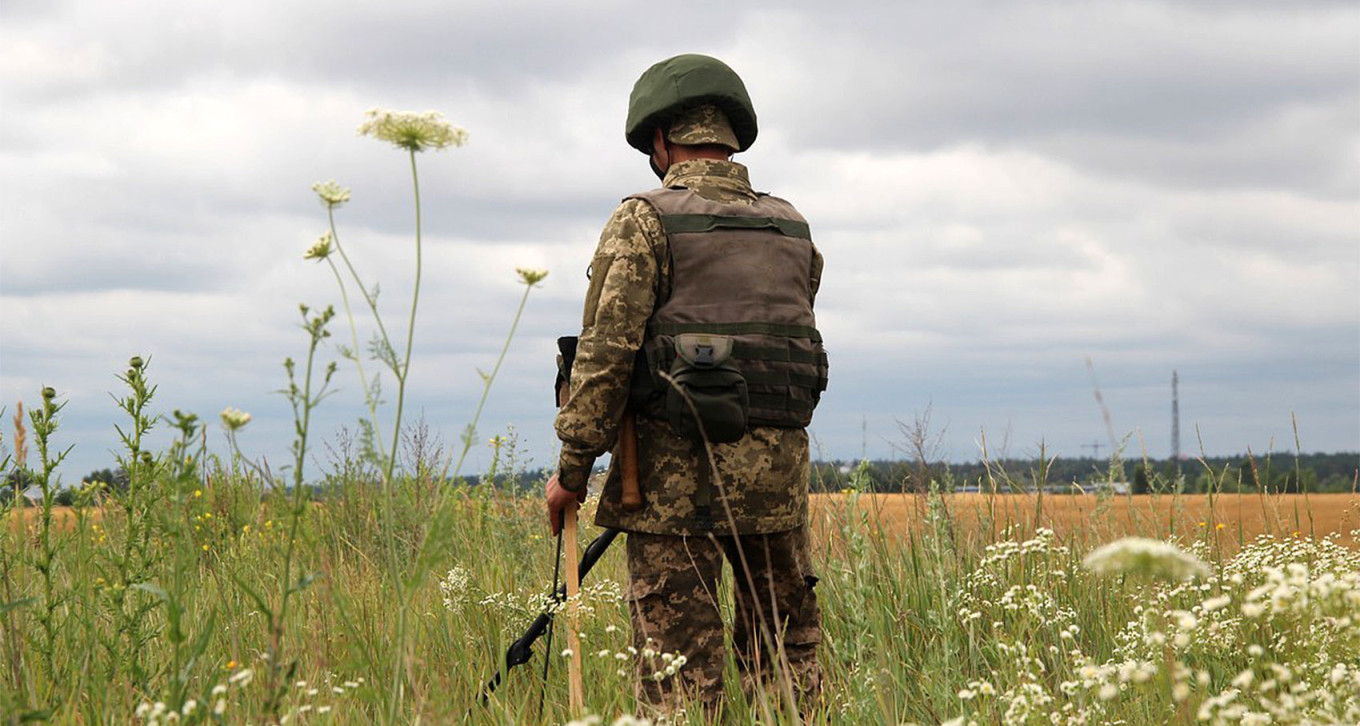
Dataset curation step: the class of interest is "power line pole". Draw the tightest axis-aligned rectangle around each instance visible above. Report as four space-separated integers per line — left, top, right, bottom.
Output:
1171 370 1181 462
1083 440 1104 458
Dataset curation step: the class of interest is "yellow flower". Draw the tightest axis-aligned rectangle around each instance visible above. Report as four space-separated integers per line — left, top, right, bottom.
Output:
201 544 209 552
194 489 202 498
357 108 468 152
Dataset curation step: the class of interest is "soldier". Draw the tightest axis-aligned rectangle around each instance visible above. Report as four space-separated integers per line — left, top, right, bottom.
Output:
546 53 828 718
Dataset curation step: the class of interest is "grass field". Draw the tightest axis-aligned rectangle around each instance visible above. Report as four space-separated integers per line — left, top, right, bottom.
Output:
4 480 1357 725
14 491 1360 548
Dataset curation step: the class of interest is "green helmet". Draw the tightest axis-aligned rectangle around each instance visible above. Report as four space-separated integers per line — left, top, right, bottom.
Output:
625 54 758 154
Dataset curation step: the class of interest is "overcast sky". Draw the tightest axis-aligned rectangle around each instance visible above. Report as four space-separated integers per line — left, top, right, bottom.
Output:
2 0 1357 482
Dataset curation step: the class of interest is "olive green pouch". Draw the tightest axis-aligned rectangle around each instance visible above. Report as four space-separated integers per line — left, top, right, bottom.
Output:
665 333 749 444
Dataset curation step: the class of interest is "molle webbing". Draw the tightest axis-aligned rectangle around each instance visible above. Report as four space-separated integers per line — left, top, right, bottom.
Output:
647 321 822 341
658 214 812 240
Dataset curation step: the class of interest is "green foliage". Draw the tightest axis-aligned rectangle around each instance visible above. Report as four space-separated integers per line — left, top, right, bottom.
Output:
810 451 1358 494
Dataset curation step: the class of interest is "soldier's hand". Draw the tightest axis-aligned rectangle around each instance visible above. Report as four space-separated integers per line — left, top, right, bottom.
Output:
545 472 586 536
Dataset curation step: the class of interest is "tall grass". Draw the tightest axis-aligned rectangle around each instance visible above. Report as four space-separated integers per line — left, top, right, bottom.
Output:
3 429 1357 724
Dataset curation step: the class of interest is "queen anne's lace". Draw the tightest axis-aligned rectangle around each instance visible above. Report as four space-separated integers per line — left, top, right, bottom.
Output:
357 109 468 152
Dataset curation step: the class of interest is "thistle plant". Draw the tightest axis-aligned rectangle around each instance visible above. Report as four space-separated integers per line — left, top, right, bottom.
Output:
234 303 337 721
106 356 168 688
27 386 71 690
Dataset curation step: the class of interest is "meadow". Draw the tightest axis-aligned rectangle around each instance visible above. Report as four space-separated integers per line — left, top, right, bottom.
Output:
3 444 1357 724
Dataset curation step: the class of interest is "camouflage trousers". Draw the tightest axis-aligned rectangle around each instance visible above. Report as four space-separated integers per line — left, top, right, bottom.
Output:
625 524 822 715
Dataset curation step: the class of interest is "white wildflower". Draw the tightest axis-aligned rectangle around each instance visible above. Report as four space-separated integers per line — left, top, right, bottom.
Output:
516 268 548 287
1083 537 1210 581
220 407 252 431
311 180 351 208
357 108 468 152
438 566 470 610
304 231 333 261
228 668 254 686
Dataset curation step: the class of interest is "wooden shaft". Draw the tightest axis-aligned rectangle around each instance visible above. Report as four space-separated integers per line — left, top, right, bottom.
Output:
563 507 585 713
619 413 642 511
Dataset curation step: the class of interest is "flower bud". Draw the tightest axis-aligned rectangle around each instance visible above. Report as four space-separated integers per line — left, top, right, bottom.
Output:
516 268 549 287
129 356 144 369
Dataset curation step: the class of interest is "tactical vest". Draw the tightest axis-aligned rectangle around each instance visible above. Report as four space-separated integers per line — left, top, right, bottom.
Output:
628 186 828 432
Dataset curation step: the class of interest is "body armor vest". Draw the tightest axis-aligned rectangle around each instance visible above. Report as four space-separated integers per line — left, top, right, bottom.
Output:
628 186 828 431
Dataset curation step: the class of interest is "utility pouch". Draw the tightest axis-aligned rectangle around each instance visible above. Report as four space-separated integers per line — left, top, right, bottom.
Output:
665 334 749 444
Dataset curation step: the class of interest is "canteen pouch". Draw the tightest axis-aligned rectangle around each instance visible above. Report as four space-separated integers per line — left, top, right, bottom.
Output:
665 334 749 444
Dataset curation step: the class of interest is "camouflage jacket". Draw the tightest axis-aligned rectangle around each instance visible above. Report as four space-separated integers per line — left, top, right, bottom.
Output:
555 159 824 535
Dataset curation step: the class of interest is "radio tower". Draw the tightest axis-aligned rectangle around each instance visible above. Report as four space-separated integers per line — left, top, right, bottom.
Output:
1171 370 1181 461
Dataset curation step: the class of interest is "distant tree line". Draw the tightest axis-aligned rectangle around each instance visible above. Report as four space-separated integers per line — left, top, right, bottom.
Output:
3 452 1354 505
808 451 1358 495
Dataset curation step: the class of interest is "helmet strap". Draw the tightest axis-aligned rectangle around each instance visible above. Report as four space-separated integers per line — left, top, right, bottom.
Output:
650 129 672 181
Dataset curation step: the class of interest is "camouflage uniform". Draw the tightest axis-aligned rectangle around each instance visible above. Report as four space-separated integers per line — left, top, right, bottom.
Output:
555 105 824 712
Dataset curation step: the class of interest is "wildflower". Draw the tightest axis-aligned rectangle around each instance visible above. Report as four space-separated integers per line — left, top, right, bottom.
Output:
311 180 351 209
220 408 252 432
1202 594 1232 612
213 699 226 715
516 268 548 287
1082 537 1210 581
182 700 197 716
438 566 470 610
357 108 468 152
229 668 254 686
305 231 333 261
